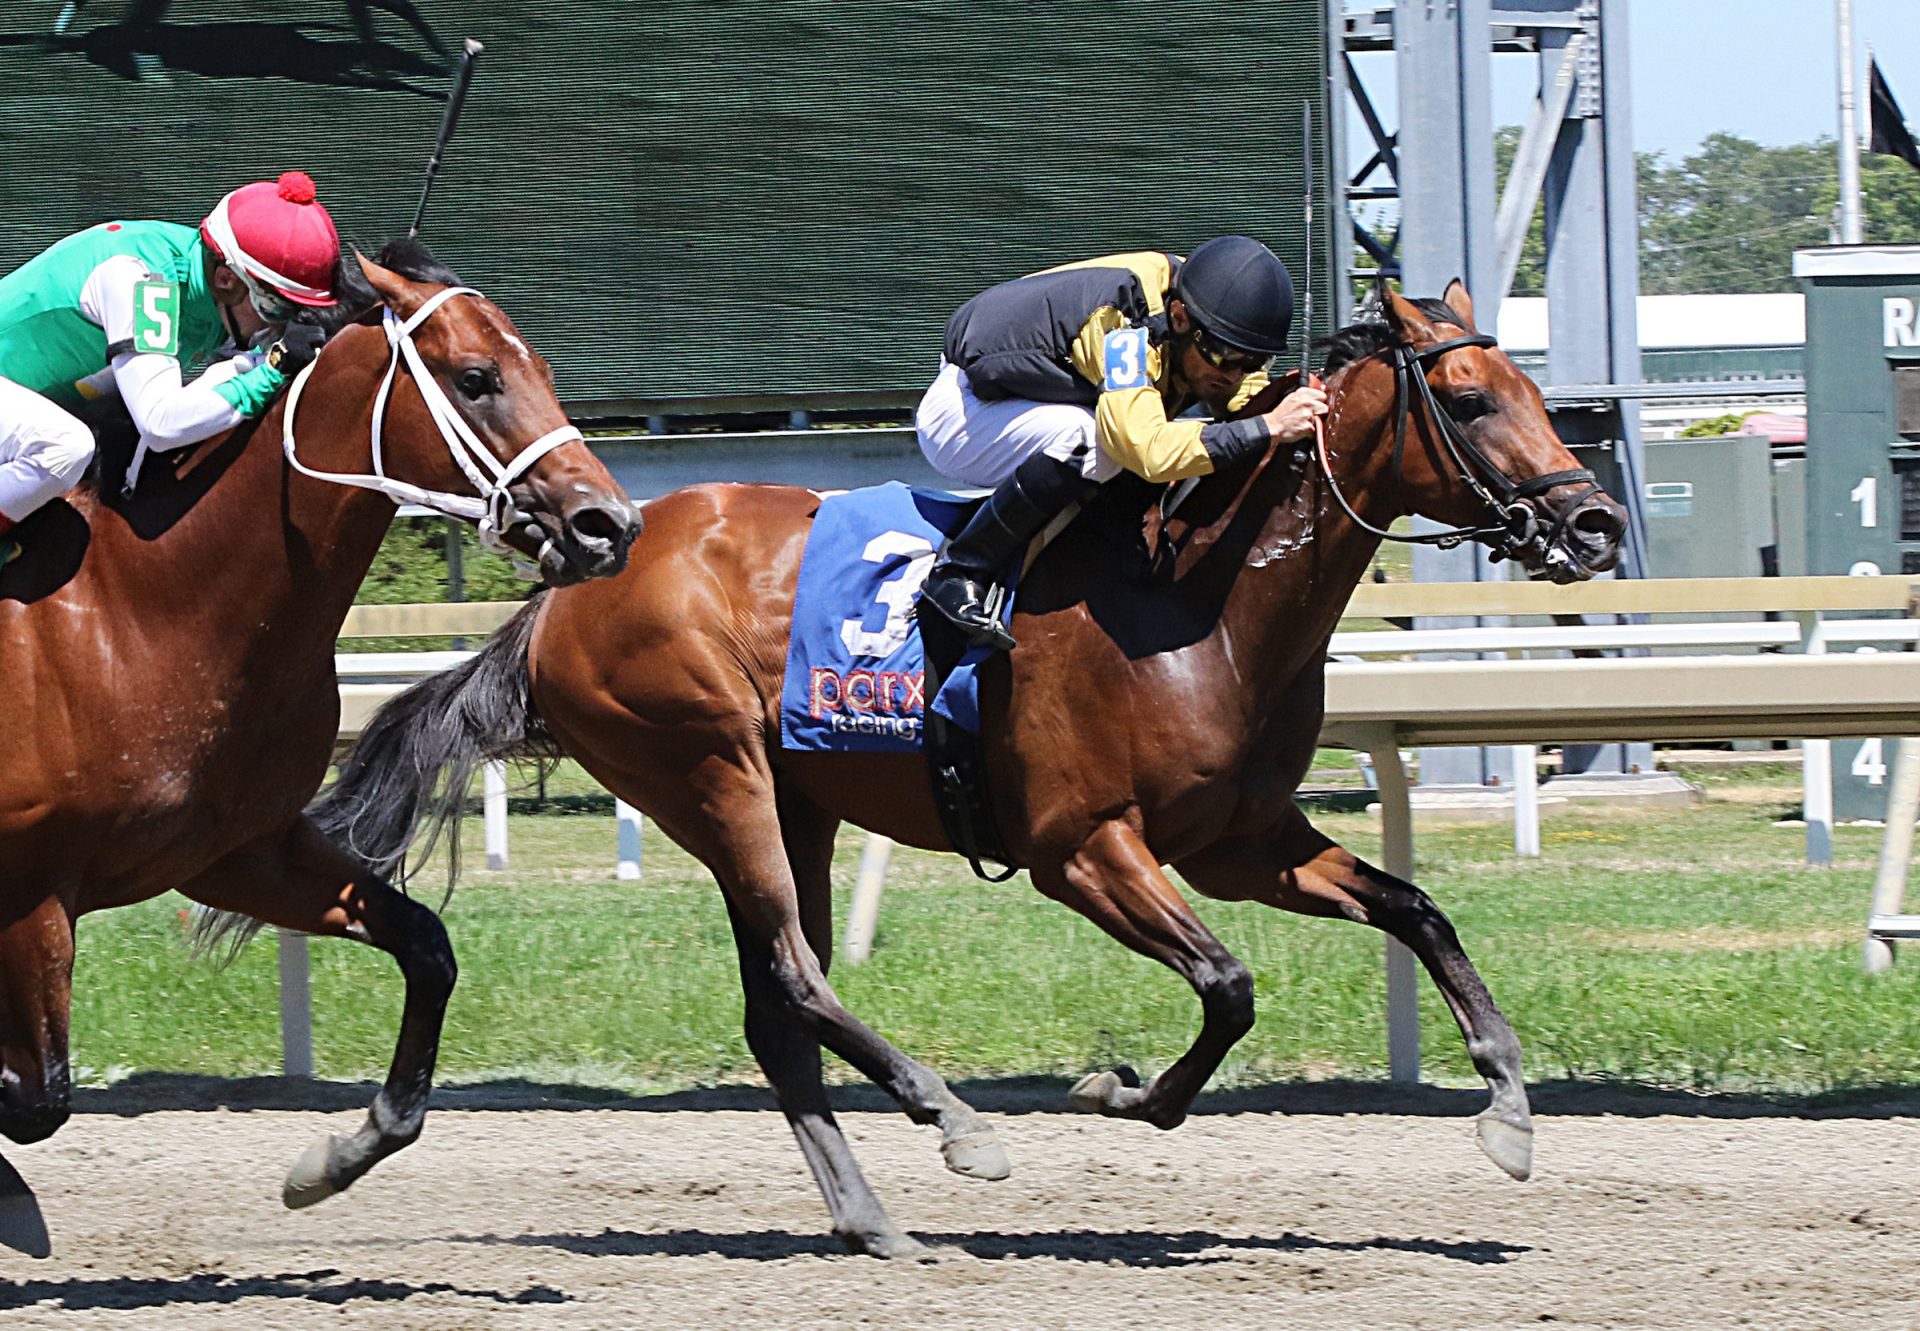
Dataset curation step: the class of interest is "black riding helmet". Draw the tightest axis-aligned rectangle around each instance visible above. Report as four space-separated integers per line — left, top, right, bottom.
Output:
1175 235 1296 357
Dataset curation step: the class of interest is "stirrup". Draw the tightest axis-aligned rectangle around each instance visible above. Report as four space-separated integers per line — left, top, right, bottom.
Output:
919 575 1015 652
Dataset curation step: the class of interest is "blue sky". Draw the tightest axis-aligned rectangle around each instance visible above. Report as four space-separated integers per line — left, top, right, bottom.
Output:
1345 0 1920 165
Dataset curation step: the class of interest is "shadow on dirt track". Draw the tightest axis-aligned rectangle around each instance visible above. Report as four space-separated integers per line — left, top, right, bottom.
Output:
62 1071 1920 1121
451 1224 1530 1266
0 1269 565 1313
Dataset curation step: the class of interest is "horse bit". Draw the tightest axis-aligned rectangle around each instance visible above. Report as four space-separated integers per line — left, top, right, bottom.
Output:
1313 331 1600 576
281 285 582 561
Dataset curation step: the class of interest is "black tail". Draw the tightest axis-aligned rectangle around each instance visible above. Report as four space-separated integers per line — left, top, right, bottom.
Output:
310 594 556 889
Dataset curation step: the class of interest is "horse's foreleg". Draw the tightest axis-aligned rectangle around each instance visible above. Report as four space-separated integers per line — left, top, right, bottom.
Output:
178 818 455 1207
723 791 928 1259
1033 819 1255 1130
1179 820 1533 1181
0 894 74 1146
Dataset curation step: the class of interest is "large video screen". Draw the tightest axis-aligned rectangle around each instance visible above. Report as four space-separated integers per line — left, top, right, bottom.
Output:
1 2 1331 412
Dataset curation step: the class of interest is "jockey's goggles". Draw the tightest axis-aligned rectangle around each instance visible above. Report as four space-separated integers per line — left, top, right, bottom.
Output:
1190 322 1273 375
239 271 300 327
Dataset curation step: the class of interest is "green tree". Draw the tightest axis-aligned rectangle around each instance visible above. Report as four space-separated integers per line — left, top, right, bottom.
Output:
1637 134 1835 293
1492 125 1548 297
354 519 534 606
1860 151 1920 242
1678 411 1754 438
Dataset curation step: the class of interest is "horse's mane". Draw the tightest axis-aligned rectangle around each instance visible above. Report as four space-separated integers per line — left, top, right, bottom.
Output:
1320 296 1467 375
308 237 464 333
373 236 464 287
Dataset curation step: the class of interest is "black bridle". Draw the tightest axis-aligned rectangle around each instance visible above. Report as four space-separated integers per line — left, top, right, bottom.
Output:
1316 331 1601 572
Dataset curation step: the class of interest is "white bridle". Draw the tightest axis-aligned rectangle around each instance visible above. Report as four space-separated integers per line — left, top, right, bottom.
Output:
281 285 583 555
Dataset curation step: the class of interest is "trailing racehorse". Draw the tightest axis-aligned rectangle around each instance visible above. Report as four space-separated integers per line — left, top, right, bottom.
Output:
0 240 638 1216
316 283 1625 1257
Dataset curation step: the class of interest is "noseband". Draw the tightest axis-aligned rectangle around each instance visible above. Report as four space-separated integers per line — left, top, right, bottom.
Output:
1316 332 1600 570
281 286 584 557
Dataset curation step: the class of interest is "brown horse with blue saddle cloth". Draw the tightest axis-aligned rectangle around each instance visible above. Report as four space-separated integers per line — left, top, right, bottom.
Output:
315 281 1626 1258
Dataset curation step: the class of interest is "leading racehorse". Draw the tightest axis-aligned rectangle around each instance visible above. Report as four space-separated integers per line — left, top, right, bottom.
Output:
0 240 637 1215
316 283 1625 1257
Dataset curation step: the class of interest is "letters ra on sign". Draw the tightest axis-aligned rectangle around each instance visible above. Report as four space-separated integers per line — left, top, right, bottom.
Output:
1885 297 1920 347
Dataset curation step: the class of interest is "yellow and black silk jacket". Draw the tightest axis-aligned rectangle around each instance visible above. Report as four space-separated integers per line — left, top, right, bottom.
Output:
942 251 1273 484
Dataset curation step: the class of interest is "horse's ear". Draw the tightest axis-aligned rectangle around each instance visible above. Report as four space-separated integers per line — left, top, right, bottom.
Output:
357 252 429 319
1440 278 1478 331
1439 279 1478 330
1382 287 1440 343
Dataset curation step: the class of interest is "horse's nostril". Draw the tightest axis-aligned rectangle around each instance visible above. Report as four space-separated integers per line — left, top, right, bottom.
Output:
567 503 629 549
1572 504 1625 540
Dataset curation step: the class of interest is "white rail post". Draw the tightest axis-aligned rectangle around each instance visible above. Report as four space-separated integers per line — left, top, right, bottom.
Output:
1367 727 1420 1083
1865 737 1920 974
277 928 314 1077
615 799 644 881
1803 617 1835 865
842 833 894 965
1805 739 1836 866
483 759 508 870
1511 744 1541 857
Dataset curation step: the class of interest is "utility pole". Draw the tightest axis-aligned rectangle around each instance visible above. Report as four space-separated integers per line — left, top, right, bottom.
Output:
1837 0 1864 244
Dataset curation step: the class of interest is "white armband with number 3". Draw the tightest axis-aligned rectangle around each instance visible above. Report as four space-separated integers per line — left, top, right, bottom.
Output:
1102 327 1152 392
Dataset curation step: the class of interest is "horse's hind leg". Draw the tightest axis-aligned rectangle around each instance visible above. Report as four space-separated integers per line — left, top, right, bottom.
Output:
1178 814 1533 1181
686 766 1007 1194
1030 819 1256 1131
178 817 455 1207
0 894 75 1146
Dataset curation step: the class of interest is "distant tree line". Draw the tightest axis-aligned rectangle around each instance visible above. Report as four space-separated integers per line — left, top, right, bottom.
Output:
1493 129 1920 295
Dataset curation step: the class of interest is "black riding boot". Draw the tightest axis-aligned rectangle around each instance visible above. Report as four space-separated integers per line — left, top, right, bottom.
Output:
918 450 1099 652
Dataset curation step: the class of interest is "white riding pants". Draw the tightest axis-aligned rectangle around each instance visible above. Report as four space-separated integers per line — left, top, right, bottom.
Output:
0 375 96 523
914 359 1120 489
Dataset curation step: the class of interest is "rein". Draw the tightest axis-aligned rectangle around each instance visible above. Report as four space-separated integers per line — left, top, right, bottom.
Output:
281 286 583 556
1315 331 1599 572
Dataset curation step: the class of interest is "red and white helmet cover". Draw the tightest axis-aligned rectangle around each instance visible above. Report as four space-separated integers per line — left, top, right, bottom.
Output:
201 171 340 308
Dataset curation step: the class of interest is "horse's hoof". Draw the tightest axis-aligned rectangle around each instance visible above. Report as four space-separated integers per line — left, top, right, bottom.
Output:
941 1129 1011 1181
1069 1066 1146 1116
0 1155 50 1259
842 1228 931 1260
283 1135 342 1209
1475 1112 1534 1181
1068 1069 1122 1113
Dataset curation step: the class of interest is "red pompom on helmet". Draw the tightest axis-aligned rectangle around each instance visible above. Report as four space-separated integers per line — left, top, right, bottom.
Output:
200 170 340 308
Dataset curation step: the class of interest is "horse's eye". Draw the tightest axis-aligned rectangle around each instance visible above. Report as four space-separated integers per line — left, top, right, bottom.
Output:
1451 393 1494 423
457 367 498 400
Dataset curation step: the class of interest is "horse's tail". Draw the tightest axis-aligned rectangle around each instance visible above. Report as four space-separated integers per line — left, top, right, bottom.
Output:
196 595 552 959
309 593 556 891
197 594 555 960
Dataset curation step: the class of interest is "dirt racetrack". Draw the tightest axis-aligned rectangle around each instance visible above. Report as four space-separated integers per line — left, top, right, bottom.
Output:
0 1077 1916 1330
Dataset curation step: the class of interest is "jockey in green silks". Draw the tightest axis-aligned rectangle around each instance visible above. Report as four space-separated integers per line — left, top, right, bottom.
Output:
0 170 342 565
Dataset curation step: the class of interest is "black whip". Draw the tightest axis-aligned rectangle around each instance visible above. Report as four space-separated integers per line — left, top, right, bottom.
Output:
409 38 484 238
1299 99 1315 385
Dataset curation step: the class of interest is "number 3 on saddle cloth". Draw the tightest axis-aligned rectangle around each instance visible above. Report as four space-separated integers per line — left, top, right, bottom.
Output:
779 481 1020 879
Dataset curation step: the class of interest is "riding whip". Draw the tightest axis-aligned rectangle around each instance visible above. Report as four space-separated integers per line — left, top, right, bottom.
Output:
1299 99 1315 387
409 38 485 238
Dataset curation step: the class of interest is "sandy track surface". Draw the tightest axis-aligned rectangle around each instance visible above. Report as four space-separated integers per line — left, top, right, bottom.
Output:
0 1078 1916 1329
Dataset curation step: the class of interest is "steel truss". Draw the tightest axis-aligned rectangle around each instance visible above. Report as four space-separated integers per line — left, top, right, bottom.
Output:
1331 0 1652 783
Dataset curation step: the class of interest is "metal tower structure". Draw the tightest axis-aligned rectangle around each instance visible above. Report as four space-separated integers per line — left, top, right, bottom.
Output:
1331 0 1652 785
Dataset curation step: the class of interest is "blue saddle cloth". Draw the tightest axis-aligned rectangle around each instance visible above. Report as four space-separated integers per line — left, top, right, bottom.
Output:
780 481 1008 753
